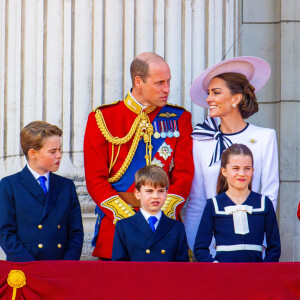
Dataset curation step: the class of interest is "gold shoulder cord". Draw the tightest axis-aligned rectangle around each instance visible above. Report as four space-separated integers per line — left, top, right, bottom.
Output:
95 109 153 183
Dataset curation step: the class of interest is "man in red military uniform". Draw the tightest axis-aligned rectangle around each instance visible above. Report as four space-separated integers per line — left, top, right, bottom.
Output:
84 52 194 259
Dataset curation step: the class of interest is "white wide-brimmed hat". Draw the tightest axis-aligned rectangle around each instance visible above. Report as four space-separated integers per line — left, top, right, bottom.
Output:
190 56 271 108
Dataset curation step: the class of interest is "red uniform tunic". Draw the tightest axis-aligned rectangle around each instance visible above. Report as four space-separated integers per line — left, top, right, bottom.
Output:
84 93 194 258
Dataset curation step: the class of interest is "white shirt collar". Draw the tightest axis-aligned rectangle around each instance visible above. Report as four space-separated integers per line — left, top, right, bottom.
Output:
129 90 149 110
140 208 162 222
27 164 50 181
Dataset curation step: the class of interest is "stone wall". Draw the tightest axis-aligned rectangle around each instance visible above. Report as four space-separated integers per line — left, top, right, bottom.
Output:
0 0 240 260
240 0 300 261
1 0 299 262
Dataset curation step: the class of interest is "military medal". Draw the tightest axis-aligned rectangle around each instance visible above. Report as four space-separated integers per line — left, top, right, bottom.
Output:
153 122 160 139
166 121 173 138
160 121 167 138
158 142 173 160
173 120 180 137
154 132 160 139
151 157 164 167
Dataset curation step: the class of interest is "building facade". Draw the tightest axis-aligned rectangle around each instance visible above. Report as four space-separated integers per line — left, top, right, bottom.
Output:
0 0 298 261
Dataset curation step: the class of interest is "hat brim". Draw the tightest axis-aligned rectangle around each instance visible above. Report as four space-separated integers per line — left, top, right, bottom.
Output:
190 56 271 108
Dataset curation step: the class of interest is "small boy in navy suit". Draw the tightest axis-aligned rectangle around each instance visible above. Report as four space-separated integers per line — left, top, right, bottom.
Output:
0 121 84 261
112 165 189 261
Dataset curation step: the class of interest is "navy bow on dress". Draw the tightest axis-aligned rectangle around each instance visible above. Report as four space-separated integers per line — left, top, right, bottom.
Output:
191 117 233 166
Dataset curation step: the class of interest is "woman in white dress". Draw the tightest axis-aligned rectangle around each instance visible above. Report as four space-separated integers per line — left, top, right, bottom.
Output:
184 57 279 251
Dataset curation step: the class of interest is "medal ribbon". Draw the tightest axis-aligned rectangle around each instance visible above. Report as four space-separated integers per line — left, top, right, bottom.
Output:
111 105 184 191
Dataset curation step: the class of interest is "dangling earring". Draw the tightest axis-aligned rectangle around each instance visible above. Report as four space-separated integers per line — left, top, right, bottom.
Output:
232 103 236 108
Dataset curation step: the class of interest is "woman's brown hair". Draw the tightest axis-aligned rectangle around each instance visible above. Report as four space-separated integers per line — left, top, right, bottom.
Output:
214 72 258 119
216 143 254 195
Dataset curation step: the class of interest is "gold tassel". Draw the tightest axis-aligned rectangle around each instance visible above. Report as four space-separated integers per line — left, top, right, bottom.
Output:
7 270 26 300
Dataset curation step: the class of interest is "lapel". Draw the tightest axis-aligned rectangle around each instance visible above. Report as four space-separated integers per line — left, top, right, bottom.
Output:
40 172 60 221
147 212 174 248
129 210 154 240
20 166 46 205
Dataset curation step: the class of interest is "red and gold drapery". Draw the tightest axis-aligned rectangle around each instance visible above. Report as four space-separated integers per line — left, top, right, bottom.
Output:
0 261 299 299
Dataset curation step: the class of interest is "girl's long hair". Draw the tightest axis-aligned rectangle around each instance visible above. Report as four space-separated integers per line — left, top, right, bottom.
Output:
216 143 254 195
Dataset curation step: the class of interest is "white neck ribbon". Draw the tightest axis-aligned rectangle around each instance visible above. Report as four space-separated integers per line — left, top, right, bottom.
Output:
224 204 253 235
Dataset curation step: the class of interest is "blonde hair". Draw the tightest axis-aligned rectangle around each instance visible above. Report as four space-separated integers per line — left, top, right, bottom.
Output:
135 165 169 191
20 121 62 159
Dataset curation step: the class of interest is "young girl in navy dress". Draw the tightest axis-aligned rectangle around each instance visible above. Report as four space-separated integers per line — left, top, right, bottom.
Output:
194 144 281 262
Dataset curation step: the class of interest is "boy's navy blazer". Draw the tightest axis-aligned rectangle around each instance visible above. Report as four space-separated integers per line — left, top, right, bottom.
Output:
0 166 84 262
112 210 189 262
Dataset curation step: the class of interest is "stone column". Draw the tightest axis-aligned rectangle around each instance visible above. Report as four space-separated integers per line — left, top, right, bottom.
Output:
278 0 300 262
240 0 300 261
0 0 240 260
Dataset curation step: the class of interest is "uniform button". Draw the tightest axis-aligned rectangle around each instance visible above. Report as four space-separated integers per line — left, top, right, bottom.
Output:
58 225 61 229
146 249 150 254
38 244 43 248
57 244 62 248
38 225 42 229
161 250 166 254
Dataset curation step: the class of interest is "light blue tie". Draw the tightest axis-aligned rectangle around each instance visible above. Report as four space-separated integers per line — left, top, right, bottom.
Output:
148 216 157 232
38 176 47 195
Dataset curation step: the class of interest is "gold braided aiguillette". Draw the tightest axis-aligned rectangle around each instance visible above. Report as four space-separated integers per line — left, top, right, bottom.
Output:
95 109 153 183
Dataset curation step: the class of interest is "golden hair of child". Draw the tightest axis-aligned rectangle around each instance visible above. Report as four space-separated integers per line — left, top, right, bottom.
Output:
216 143 254 195
135 165 169 191
20 121 62 159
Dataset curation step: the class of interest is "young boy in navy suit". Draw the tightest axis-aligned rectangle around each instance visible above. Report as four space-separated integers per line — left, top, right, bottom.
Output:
112 165 189 261
0 121 84 261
